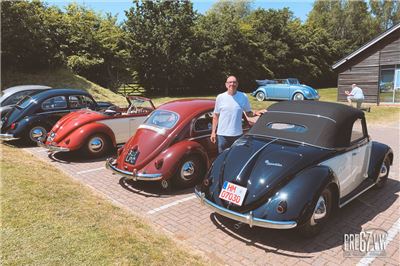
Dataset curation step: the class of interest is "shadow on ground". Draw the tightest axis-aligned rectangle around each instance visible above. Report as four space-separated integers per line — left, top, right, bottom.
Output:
208 178 399 256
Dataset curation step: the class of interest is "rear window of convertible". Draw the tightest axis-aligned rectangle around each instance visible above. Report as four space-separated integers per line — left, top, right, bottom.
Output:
145 110 179 129
266 122 307 133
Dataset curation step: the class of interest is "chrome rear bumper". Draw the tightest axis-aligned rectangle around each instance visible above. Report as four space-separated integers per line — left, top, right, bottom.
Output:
0 133 18 141
195 189 297 229
36 140 70 152
105 158 163 181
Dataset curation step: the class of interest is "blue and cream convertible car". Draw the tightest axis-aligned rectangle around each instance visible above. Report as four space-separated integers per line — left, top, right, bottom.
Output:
251 78 319 101
196 101 393 237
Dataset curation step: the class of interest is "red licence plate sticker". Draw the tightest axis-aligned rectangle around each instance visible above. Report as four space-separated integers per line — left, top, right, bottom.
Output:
219 181 247 206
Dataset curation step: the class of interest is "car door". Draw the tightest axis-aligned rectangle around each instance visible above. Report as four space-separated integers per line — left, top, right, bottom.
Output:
190 111 218 160
39 95 70 126
347 118 371 190
273 80 291 99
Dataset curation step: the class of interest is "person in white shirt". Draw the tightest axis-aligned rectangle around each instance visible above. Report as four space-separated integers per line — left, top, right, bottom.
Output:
345 84 365 109
210 76 262 153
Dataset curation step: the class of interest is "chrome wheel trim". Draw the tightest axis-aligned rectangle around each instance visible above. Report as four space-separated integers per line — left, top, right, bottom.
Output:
30 126 47 141
293 93 304 101
88 137 104 153
180 161 195 181
378 163 388 178
256 92 265 101
310 195 327 225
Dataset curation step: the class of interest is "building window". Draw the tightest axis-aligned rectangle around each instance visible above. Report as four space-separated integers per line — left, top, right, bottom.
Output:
380 65 399 103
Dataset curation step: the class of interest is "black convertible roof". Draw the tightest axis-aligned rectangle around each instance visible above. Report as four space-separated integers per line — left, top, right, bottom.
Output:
249 101 365 149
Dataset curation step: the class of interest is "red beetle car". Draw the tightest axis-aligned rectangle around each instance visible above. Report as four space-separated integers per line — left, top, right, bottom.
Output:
38 96 155 157
106 99 253 189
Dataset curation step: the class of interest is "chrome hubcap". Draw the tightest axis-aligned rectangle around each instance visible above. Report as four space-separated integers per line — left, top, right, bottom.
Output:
180 161 195 180
311 196 327 225
378 164 388 178
294 94 304 100
31 127 46 140
256 92 264 101
89 137 104 152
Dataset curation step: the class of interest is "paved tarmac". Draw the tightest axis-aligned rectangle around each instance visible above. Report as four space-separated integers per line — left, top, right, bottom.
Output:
21 123 399 265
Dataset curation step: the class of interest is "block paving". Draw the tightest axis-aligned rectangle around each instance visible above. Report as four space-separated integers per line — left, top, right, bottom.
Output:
21 124 399 265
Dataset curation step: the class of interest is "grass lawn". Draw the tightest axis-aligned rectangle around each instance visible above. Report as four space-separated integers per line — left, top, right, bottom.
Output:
2 69 127 106
151 87 399 125
0 144 207 265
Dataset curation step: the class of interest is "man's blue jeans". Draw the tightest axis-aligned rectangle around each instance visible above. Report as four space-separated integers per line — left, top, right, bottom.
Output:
217 135 241 154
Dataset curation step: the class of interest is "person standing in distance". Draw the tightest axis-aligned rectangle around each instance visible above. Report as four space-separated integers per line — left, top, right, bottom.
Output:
210 75 260 153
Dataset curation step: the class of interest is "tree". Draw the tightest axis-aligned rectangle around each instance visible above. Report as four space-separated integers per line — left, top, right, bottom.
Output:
1 1 64 70
124 0 198 95
369 0 400 30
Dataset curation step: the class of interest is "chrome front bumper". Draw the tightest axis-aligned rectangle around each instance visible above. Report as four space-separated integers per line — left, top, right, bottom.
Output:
36 140 70 152
0 133 18 141
105 158 163 181
195 189 297 229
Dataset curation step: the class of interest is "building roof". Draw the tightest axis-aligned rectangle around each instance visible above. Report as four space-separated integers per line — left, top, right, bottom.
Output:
332 23 400 70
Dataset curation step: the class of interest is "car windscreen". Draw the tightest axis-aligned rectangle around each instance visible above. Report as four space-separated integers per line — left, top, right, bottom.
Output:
288 79 300 85
1 90 38 106
144 110 179 129
16 96 36 109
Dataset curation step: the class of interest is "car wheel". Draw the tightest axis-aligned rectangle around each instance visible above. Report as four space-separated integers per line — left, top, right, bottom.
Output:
375 157 390 189
83 134 110 158
293 93 305 101
173 155 205 189
256 91 266 101
27 125 48 145
298 187 332 237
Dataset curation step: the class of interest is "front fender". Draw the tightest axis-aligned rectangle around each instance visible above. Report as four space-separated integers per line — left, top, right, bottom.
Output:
368 141 393 181
142 140 209 181
54 122 116 151
252 165 337 226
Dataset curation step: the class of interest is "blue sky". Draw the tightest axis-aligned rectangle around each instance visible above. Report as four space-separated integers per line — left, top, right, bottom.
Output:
45 0 314 23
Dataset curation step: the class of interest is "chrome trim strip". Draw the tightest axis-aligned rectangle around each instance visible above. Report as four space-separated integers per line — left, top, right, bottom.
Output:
195 189 297 229
0 133 18 141
339 183 376 208
237 138 277 179
105 158 163 181
36 140 70 152
266 110 337 123
138 124 166 135
188 134 211 141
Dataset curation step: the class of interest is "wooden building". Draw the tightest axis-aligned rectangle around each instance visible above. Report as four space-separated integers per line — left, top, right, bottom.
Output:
333 23 400 104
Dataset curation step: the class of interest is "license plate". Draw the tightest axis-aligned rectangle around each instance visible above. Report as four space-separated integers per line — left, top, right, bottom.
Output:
219 181 247 206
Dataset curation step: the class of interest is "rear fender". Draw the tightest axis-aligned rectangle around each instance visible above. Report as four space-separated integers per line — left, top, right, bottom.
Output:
12 115 53 138
368 141 393 181
142 140 209 180
56 122 116 151
252 165 338 226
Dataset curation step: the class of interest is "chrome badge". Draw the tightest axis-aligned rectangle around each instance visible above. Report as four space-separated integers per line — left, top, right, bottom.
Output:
265 160 283 167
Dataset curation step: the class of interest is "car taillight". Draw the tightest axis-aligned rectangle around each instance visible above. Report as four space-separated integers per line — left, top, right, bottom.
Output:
154 158 163 169
10 122 17 130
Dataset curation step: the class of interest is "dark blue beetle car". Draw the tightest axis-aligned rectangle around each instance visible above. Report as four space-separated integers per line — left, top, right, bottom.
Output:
196 101 393 237
0 89 112 144
251 78 320 101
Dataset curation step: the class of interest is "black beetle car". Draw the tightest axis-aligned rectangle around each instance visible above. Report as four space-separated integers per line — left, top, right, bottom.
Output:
0 89 112 144
196 101 393 237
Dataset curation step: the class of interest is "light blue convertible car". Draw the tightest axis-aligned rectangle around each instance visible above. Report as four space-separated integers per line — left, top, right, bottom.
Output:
251 78 320 101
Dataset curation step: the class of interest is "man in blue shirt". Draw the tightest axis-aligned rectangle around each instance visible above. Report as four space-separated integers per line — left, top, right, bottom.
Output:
345 84 365 109
210 76 261 153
